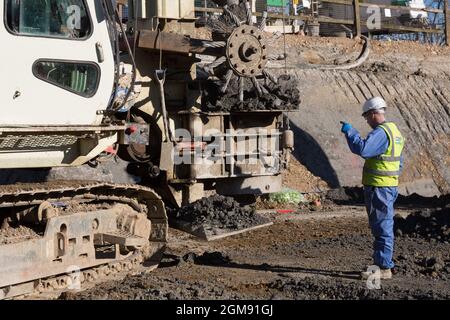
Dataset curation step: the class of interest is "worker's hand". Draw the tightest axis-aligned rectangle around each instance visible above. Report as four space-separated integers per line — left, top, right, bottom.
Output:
340 121 352 134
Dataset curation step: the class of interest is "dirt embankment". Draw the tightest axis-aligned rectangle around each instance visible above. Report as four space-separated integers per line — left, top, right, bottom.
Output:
269 35 450 76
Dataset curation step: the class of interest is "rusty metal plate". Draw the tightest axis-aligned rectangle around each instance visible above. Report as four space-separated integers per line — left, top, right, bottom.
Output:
226 25 268 77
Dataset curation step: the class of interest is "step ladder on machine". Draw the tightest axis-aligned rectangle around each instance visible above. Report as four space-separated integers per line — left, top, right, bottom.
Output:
311 0 319 17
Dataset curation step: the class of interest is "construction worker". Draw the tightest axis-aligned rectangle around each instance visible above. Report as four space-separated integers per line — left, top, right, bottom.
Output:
340 97 404 280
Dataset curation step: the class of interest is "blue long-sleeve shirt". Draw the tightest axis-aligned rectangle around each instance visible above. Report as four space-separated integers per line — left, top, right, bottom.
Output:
345 126 404 171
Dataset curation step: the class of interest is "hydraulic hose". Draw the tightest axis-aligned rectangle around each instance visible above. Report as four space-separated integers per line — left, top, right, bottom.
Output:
113 6 138 112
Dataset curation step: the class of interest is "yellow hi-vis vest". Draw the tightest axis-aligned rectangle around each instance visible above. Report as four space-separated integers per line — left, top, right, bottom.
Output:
362 122 405 187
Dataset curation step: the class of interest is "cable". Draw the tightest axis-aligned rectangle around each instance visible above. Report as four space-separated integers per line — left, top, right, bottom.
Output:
113 6 137 112
282 1 288 73
102 0 120 106
128 0 139 122
133 0 138 57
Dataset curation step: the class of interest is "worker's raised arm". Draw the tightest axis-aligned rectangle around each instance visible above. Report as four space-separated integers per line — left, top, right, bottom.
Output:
343 126 389 159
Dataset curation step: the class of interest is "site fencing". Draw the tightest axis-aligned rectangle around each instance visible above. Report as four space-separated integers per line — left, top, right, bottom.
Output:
194 0 449 45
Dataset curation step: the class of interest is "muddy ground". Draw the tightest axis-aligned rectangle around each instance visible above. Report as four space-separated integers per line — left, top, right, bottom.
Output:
62 194 450 300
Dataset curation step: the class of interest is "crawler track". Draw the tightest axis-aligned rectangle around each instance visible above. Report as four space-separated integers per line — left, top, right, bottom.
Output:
0 182 168 299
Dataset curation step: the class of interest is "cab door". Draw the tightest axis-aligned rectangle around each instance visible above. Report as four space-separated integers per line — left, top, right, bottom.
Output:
0 0 115 125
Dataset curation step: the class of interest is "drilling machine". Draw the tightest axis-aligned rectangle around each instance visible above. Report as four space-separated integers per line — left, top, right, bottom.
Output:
0 0 299 298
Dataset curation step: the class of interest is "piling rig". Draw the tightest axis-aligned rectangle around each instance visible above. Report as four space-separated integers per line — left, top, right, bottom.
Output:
0 0 299 298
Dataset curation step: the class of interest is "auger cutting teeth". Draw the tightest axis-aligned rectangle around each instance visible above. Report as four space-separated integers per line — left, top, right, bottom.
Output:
203 2 278 101
202 0 300 111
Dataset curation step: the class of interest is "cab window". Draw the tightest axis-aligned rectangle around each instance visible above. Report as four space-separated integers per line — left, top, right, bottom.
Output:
5 0 91 39
33 60 100 97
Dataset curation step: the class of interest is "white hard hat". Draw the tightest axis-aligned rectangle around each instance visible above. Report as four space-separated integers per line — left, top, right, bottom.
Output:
362 97 387 116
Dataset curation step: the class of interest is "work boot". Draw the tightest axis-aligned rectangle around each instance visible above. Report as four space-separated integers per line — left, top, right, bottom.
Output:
361 268 392 280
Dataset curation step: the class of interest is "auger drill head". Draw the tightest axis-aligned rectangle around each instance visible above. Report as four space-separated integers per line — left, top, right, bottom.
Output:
202 0 300 112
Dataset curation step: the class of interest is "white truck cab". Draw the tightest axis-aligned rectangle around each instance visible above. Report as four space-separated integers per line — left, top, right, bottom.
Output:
0 0 115 125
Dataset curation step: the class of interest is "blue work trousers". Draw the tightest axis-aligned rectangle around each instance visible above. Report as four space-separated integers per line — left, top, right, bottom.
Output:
363 186 398 269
